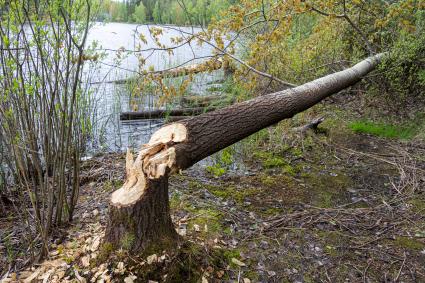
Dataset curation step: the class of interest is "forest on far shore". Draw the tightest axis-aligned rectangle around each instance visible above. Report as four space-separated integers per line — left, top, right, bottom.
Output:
97 0 236 25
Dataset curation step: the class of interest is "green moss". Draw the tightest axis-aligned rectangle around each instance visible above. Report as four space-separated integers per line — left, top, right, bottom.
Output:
220 147 234 166
187 180 209 191
221 248 246 268
349 120 416 139
223 227 232 235
282 164 297 176
63 255 75 264
409 198 425 215
316 231 349 257
303 172 351 208
260 175 276 186
253 150 288 168
206 164 227 177
291 147 303 157
243 270 259 281
262 207 283 215
263 157 287 168
393 236 425 250
186 208 224 237
170 192 182 209
205 183 258 205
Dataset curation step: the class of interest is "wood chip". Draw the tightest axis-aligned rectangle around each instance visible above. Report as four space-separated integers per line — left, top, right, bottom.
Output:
231 258 246 267
124 276 137 283
147 254 158 264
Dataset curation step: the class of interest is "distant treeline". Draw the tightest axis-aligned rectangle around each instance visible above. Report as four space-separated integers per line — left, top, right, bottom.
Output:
97 0 236 26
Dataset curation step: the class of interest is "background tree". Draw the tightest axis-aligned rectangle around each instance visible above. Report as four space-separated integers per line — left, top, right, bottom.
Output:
131 1 147 23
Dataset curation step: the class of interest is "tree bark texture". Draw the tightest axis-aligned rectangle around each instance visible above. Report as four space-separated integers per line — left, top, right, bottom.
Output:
104 172 177 251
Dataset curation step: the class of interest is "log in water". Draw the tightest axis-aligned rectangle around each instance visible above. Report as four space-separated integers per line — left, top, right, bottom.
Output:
120 107 216 120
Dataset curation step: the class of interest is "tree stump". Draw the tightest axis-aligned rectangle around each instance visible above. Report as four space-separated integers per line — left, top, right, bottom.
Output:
105 176 177 252
104 135 184 251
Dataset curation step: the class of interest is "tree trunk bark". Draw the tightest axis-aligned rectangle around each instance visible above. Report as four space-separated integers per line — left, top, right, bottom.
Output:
105 53 384 252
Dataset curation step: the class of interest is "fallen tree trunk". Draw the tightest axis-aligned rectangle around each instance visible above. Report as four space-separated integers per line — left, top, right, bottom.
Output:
105 53 385 252
120 107 216 120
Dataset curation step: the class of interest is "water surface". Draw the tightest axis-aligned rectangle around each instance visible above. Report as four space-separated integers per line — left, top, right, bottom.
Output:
86 22 223 153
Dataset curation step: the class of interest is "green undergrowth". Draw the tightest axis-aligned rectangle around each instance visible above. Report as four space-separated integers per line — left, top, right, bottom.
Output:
349 120 417 139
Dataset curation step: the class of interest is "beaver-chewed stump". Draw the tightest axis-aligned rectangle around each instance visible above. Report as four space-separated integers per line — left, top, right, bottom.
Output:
104 53 385 254
104 125 188 252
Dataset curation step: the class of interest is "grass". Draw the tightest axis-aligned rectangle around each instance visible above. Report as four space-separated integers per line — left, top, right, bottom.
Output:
349 120 417 139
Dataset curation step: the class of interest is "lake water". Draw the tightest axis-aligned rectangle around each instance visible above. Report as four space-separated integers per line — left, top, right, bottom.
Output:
85 22 223 153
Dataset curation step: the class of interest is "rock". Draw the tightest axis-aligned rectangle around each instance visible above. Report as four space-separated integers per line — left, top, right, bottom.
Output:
243 278 251 283
82 212 90 219
201 276 208 283
231 258 246 267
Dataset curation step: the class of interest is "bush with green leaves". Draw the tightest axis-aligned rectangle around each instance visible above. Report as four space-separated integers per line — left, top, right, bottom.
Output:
377 10 425 107
0 0 97 263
